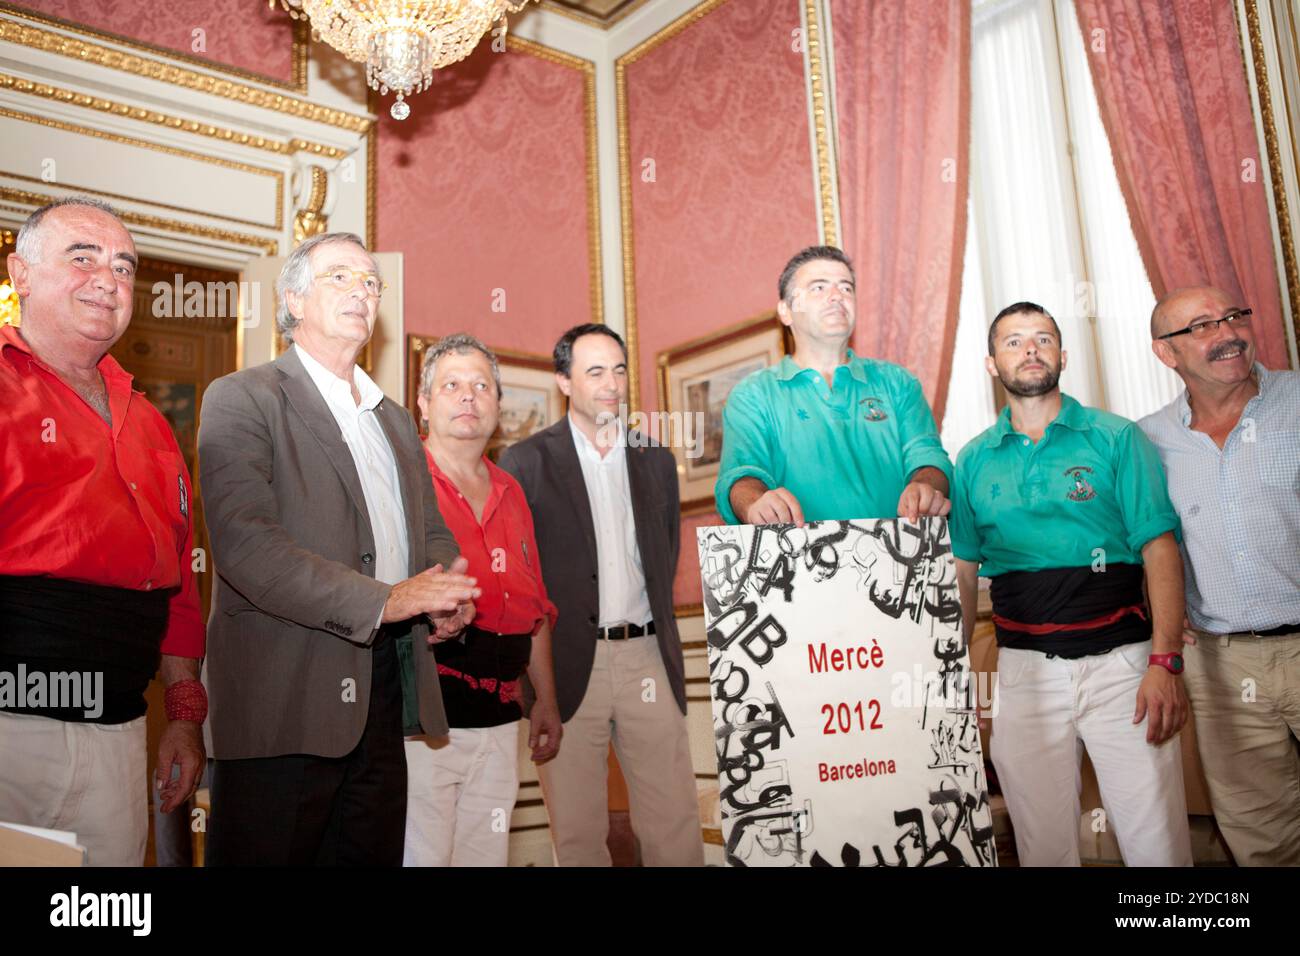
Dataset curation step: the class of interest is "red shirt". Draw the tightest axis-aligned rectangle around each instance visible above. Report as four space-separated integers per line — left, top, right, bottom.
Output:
0 324 204 657
425 448 556 636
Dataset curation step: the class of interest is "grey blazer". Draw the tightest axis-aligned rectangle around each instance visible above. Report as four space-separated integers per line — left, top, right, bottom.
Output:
197 347 459 760
498 418 687 722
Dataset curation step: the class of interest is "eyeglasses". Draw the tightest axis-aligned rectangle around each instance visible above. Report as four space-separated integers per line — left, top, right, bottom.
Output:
313 268 387 298
1157 308 1251 341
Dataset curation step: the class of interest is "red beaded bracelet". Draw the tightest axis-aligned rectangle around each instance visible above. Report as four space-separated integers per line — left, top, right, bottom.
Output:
165 679 208 724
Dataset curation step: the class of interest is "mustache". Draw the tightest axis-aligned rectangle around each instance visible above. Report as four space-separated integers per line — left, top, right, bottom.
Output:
1208 338 1248 361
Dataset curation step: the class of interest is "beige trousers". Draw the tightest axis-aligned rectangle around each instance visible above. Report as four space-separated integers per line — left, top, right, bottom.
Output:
1183 630 1300 865
538 637 703 866
0 710 147 866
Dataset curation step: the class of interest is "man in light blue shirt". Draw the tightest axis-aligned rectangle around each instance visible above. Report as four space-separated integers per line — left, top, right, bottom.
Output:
1140 284 1300 866
715 246 953 525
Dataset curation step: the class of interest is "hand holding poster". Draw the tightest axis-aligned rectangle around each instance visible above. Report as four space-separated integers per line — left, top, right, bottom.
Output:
698 517 996 867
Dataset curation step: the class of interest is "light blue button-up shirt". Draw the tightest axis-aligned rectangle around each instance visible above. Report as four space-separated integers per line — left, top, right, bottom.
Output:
1138 364 1300 633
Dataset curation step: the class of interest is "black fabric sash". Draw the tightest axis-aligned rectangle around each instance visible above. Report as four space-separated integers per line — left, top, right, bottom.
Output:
433 625 532 729
989 563 1150 659
0 575 169 723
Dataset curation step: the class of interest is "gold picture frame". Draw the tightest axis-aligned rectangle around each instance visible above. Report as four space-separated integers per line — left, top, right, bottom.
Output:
656 312 791 514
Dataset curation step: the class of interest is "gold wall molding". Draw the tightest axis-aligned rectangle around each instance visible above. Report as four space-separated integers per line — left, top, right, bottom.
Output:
616 0 734 410
366 120 377 252
293 165 329 243
804 0 837 246
0 184 279 254
0 72 343 159
0 104 285 230
0 1 309 92
0 17 370 133
1 170 277 232
1244 0 1300 364
508 35 604 327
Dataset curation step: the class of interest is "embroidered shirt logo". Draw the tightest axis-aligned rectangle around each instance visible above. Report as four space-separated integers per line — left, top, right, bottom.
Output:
860 397 888 422
1064 466 1096 502
796 408 810 421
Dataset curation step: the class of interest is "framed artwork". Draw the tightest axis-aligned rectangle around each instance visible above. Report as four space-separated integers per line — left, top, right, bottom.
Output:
656 312 791 514
407 335 564 460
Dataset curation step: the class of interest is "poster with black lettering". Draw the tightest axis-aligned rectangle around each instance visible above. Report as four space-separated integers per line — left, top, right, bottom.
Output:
698 517 996 868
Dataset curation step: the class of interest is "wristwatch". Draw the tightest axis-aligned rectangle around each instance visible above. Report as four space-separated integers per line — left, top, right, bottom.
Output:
1148 652 1184 674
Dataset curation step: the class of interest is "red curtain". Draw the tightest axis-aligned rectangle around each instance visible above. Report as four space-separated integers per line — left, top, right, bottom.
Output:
1075 0 1289 368
831 0 972 421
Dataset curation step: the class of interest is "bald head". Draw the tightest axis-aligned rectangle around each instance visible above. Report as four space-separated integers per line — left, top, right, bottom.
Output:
1150 286 1233 339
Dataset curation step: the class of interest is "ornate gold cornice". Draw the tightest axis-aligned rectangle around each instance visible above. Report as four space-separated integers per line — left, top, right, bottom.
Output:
540 0 653 30
1244 0 1300 365
616 0 733 410
0 72 344 160
0 17 370 133
0 1 309 92
0 104 285 230
804 0 837 246
0 184 279 254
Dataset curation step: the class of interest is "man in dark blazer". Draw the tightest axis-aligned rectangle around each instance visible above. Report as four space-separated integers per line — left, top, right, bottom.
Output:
198 232 478 865
499 324 703 866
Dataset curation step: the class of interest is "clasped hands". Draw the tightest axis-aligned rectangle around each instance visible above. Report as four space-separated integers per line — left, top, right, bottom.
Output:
382 556 481 644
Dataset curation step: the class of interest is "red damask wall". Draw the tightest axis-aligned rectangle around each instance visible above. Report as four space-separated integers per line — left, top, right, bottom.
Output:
623 0 818 415
8 0 298 85
621 0 818 607
377 42 595 357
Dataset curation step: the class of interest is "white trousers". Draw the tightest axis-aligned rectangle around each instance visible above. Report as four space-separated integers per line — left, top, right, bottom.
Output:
991 640 1192 867
0 710 147 866
403 721 520 867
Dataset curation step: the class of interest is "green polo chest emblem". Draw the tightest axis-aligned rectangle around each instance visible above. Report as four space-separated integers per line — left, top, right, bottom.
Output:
1065 465 1097 502
860 396 888 422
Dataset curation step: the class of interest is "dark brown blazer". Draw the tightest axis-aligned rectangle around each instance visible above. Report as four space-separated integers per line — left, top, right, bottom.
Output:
197 346 459 760
498 418 687 722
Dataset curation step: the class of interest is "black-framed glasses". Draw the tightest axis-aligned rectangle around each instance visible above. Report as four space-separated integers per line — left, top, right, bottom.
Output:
1157 308 1252 341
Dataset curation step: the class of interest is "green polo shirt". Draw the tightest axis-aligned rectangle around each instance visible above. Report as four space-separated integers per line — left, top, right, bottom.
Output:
715 350 953 523
950 394 1179 578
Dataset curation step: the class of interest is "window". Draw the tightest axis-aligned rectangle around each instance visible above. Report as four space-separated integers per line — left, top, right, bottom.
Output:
942 0 1183 457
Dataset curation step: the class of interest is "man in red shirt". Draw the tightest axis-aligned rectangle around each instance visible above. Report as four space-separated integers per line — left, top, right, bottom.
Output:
0 197 206 865
404 333 562 866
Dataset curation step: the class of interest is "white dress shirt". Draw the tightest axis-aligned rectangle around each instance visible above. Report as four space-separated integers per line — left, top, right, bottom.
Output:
569 415 653 628
295 344 409 588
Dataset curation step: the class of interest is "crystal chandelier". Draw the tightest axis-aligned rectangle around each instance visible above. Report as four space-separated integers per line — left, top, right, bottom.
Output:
274 1 536 120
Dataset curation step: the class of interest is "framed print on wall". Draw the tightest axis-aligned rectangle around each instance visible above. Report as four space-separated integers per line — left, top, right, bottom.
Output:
656 312 791 514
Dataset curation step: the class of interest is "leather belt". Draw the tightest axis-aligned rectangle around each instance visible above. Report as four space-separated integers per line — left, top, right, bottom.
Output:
1242 622 1300 638
597 621 655 640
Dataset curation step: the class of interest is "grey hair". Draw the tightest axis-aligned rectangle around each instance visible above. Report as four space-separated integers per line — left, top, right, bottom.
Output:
275 231 379 341
15 197 124 264
419 333 503 400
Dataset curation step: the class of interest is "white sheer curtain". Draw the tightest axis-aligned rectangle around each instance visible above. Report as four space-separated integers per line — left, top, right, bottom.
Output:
941 0 1178 455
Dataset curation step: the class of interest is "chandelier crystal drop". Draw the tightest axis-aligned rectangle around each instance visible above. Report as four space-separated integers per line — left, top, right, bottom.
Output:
274 1 535 119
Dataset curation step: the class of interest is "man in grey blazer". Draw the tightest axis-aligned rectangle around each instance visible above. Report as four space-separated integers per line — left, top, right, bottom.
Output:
499 324 703 866
198 232 478 865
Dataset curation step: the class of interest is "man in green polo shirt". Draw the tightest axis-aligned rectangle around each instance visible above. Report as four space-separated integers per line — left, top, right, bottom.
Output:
951 301 1192 867
715 245 953 525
